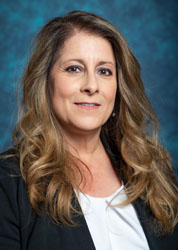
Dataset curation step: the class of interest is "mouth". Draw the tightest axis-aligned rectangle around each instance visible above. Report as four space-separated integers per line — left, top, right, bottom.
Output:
74 102 101 110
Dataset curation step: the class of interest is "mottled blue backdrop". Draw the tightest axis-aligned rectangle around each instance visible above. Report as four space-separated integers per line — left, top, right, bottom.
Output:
0 0 178 176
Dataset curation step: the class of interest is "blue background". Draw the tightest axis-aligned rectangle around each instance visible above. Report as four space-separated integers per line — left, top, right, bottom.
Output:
0 0 178 176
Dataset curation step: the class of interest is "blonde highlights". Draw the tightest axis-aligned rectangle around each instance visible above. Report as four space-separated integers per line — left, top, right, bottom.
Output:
11 11 178 233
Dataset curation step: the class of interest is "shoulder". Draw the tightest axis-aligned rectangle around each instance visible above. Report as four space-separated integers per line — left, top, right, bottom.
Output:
0 147 29 212
134 197 178 250
0 147 24 209
0 147 21 177
0 147 29 219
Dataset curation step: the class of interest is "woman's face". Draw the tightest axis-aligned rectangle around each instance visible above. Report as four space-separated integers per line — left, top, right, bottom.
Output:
50 31 117 136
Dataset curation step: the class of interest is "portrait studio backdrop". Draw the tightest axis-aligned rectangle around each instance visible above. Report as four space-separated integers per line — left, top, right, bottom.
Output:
0 0 178 176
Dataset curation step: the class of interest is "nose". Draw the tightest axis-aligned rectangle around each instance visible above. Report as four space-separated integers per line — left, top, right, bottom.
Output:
80 73 99 95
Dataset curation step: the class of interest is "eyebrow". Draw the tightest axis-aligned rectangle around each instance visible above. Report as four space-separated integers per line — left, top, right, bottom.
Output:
62 59 115 67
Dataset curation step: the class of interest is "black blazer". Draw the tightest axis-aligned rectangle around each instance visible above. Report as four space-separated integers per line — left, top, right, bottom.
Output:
0 144 178 250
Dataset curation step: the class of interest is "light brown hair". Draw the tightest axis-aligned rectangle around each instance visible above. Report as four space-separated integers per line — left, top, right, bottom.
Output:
11 10 178 234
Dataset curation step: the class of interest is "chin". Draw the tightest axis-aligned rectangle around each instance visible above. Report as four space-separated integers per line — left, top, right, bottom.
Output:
65 121 103 134
75 117 106 129
59 116 109 134
73 123 102 133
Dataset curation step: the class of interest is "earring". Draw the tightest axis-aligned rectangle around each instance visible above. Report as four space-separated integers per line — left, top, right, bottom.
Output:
112 112 116 117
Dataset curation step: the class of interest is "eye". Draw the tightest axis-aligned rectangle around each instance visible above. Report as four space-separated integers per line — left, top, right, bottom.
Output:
98 68 113 76
65 65 82 73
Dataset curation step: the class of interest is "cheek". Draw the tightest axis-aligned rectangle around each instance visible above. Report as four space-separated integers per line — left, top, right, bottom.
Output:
50 78 76 101
105 83 117 105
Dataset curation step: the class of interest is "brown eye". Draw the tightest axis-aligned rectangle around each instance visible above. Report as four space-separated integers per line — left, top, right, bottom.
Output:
65 66 82 73
98 68 112 76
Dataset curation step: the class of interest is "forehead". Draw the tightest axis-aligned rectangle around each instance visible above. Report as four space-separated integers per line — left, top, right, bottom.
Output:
58 31 115 63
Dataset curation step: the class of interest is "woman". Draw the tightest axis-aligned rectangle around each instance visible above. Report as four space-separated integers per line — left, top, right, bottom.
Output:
0 10 178 250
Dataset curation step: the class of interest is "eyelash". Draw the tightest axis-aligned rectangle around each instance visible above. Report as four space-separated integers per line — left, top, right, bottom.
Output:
98 68 112 76
65 65 82 73
65 66 113 76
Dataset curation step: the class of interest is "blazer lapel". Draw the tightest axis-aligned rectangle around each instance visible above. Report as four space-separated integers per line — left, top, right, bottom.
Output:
133 197 158 250
134 198 178 250
69 196 96 250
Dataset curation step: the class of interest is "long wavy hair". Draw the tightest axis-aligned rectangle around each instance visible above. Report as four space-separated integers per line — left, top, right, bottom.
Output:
11 10 178 234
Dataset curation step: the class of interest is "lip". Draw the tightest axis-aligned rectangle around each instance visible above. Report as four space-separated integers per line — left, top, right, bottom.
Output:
74 102 101 110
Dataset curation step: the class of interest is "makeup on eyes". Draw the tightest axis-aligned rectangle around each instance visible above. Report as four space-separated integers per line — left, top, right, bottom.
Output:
63 65 113 77
65 65 83 73
60 58 115 73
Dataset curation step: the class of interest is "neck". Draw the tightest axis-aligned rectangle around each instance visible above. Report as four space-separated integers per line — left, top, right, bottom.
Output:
62 128 103 158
